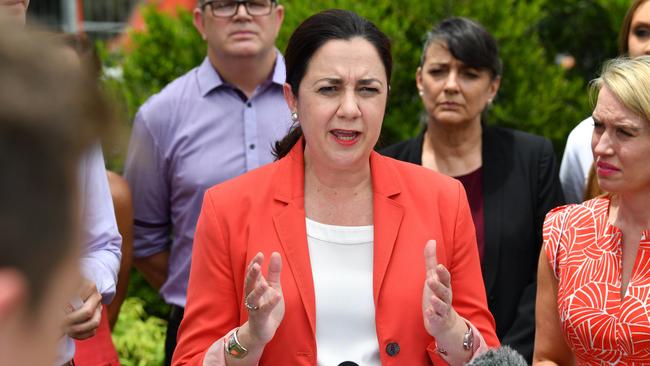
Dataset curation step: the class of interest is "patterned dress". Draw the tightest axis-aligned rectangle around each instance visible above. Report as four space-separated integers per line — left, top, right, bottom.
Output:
544 196 650 365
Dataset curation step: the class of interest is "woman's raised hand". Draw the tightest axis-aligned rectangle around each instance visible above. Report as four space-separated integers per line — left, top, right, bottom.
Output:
422 240 475 364
240 252 285 346
422 240 460 337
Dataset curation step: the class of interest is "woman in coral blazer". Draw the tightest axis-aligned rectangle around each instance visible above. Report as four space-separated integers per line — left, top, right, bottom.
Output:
173 10 498 366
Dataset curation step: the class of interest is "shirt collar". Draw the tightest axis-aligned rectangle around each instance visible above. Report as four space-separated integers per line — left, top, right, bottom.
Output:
196 48 286 97
270 50 286 86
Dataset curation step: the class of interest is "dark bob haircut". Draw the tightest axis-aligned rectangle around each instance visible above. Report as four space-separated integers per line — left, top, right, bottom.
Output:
273 9 392 159
420 17 502 79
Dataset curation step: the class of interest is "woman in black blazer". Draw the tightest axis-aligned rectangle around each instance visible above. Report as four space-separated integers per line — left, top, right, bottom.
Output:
381 17 564 362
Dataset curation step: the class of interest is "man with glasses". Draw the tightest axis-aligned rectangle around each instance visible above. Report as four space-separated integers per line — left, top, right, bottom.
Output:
124 1 290 364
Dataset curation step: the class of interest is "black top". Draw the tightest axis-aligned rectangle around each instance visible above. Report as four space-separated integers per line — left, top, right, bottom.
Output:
381 126 565 362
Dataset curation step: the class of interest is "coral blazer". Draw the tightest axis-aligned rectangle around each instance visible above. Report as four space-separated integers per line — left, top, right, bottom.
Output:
173 142 499 366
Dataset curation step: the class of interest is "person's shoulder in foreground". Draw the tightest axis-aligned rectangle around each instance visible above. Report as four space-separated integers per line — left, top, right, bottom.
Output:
0 24 114 366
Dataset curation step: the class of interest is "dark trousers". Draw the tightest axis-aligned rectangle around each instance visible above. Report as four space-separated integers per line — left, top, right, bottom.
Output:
164 305 185 366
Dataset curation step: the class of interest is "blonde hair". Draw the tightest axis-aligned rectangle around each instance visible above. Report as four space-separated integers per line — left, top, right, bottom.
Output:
590 56 650 123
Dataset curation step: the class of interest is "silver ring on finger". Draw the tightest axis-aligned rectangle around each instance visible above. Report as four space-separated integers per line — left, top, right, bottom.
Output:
244 296 259 311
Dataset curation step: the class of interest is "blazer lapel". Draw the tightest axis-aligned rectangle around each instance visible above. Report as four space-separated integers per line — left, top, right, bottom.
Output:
271 143 316 336
481 127 503 296
269 149 406 332
370 152 404 305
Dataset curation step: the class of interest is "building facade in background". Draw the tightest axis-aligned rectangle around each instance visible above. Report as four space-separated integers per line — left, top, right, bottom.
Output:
28 0 139 40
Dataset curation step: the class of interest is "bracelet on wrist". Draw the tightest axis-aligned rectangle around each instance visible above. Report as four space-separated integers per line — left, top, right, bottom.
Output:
225 327 249 359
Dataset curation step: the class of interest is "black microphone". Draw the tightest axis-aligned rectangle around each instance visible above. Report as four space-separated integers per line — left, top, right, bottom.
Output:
338 362 359 366
466 346 528 366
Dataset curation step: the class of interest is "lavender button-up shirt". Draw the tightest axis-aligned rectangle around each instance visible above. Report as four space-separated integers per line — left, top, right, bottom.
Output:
125 53 291 307
58 144 122 364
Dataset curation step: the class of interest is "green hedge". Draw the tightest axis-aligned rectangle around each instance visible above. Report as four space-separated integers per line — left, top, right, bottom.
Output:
112 296 166 366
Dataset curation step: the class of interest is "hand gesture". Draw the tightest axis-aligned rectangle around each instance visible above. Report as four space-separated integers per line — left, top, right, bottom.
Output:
422 240 459 338
242 252 284 345
63 278 102 340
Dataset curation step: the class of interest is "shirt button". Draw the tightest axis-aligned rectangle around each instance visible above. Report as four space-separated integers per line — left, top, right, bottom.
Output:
386 342 400 357
246 102 252 107
249 144 255 150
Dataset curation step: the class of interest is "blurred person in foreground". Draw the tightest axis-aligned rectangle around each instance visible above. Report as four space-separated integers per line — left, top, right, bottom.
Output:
560 0 650 203
381 17 564 361
1 2 123 363
124 0 290 362
61 33 128 366
534 56 650 364
173 10 498 366
62 32 133 331
0 0 27 25
0 25 112 366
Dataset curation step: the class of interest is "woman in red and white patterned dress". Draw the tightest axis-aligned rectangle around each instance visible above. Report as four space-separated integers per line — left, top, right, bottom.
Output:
533 56 650 365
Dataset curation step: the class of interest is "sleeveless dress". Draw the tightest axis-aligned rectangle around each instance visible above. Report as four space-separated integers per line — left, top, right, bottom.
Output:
543 196 650 365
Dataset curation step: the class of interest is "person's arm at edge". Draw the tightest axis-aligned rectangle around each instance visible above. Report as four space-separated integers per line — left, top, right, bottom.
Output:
532 251 574 365
124 110 172 291
134 251 169 291
80 145 122 304
173 191 268 366
106 171 134 329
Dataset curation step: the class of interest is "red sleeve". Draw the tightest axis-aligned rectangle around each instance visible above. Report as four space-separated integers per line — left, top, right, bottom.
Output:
172 190 240 366
427 180 499 363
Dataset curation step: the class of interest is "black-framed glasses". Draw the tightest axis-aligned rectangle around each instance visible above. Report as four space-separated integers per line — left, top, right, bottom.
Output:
202 0 276 18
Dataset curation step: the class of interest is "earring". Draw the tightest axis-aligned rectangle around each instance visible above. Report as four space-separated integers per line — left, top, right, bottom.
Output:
291 111 298 123
418 89 424 96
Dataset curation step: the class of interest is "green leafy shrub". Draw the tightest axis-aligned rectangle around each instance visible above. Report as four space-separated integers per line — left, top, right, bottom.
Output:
112 297 167 366
538 0 632 82
125 270 171 319
103 7 206 121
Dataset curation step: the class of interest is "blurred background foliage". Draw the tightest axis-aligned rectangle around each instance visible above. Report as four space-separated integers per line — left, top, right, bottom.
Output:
103 0 632 364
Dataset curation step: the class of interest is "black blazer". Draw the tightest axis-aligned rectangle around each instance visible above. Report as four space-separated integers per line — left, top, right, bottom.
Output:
380 126 564 362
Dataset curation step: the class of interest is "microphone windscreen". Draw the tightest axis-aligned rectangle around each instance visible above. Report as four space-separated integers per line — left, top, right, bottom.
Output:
466 346 528 366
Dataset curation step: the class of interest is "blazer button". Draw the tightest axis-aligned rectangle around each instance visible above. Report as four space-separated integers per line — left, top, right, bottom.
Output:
386 342 400 357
